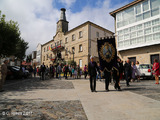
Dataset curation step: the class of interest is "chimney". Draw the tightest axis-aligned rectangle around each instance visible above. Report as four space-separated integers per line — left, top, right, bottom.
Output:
60 8 66 21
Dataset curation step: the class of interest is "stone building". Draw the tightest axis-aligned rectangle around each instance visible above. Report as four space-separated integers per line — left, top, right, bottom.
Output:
41 8 114 68
110 0 160 64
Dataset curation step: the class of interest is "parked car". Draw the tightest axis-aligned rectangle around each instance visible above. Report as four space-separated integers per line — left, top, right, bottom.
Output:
6 66 23 80
138 64 153 79
6 66 30 80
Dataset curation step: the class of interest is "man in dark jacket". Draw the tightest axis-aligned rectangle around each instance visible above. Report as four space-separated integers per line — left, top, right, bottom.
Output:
112 57 122 91
88 56 98 92
124 59 132 86
40 62 46 80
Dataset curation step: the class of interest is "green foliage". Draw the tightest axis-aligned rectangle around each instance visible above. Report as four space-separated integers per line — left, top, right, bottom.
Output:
26 54 32 63
0 10 28 60
68 60 77 67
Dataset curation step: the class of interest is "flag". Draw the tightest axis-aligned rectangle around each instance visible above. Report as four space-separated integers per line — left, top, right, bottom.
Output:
97 37 118 72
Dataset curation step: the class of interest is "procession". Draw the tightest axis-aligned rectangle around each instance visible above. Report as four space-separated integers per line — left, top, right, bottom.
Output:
0 0 160 119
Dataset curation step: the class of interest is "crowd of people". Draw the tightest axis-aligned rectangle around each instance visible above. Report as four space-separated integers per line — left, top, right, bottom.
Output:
0 57 159 92
88 56 160 92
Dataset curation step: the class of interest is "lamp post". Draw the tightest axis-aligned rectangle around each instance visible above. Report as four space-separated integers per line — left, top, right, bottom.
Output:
68 49 75 62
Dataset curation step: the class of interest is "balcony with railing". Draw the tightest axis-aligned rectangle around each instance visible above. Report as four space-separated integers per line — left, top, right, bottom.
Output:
50 43 65 53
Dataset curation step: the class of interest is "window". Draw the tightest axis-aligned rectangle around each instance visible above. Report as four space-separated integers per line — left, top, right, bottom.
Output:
153 33 160 40
151 8 159 16
65 37 68 43
153 25 160 33
72 34 75 41
44 48 45 52
116 13 122 22
145 35 152 42
145 28 151 35
128 57 136 63
130 26 136 32
144 21 151 28
123 7 134 20
65 48 68 55
143 11 150 19
137 37 144 43
124 40 130 46
152 18 159 26
50 54 52 58
51 44 53 48
118 41 123 47
118 36 123 41
46 54 48 60
79 59 82 68
136 14 143 21
96 32 99 38
131 39 137 45
137 30 143 37
79 44 83 52
143 0 149 11
150 54 160 64
136 4 141 14
47 46 49 51
124 28 129 34
43 56 45 61
79 31 83 38
131 32 136 38
72 47 75 53
118 30 123 35
151 0 160 9
136 24 143 30
124 34 129 40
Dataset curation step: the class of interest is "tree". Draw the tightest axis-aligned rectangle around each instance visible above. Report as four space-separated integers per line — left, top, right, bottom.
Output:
0 10 28 60
15 38 29 60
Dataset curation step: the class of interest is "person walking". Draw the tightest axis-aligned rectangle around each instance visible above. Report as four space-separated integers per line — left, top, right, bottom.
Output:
96 63 101 81
40 62 46 80
112 57 122 91
64 64 69 79
33 66 37 78
57 64 62 80
136 61 141 82
72 67 75 79
84 65 88 79
88 56 98 92
0 59 8 92
77 65 80 79
124 59 132 86
131 62 137 82
152 59 159 84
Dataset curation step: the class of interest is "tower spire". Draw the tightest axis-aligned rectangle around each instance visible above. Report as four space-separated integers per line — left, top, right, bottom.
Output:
60 8 66 21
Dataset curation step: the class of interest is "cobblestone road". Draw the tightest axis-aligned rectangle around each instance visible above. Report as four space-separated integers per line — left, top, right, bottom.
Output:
0 78 87 120
120 80 160 101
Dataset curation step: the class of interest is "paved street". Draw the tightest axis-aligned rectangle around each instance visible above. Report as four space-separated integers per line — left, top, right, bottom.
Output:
0 77 160 120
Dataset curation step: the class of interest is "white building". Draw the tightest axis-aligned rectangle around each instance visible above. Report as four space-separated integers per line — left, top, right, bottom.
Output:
110 0 160 64
36 43 42 67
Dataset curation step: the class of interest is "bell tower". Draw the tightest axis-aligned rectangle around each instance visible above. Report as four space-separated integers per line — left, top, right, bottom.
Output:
56 8 69 33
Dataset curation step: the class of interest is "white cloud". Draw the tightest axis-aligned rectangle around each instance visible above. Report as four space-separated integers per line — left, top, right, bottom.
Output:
0 0 127 56
58 0 76 8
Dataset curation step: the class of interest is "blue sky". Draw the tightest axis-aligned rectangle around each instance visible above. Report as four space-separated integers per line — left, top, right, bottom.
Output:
54 0 133 13
0 0 134 54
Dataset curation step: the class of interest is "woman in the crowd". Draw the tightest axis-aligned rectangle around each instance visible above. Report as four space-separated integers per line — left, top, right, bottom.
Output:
136 61 141 82
131 62 137 82
152 59 159 84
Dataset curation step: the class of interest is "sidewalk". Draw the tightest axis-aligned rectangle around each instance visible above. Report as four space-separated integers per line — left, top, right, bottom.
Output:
0 78 160 120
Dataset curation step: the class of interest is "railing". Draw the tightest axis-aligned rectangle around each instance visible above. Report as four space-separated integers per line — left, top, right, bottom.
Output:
51 43 65 52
